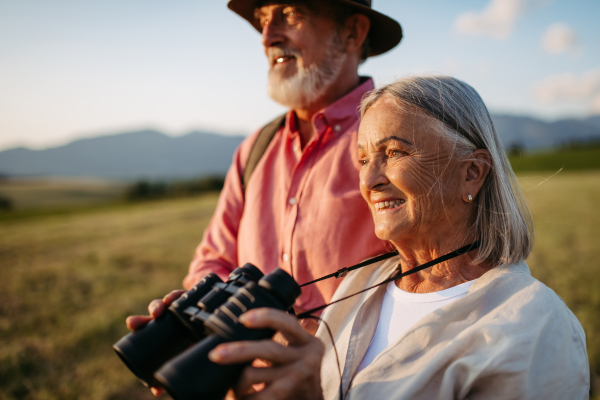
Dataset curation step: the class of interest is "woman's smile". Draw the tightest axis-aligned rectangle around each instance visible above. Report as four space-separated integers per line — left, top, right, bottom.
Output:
373 198 406 212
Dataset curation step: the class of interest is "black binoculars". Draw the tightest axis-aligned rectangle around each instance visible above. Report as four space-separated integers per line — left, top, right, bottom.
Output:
113 264 301 400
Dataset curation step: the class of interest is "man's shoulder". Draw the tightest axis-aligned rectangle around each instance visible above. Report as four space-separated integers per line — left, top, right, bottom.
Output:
237 112 289 168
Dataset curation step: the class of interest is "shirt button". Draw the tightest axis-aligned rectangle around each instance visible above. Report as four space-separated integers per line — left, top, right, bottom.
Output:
288 197 297 205
334 124 341 132
282 253 290 261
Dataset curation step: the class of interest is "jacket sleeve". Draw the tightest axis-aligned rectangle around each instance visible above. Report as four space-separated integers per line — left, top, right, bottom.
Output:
182 133 256 289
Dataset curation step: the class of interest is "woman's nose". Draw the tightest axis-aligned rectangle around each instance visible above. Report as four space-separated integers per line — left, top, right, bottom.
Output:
360 159 389 191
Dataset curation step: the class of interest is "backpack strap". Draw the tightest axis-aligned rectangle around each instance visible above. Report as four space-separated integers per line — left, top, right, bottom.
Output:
242 113 287 191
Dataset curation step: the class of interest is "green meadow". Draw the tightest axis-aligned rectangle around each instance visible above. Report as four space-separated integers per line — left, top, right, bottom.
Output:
508 146 600 172
1 169 599 399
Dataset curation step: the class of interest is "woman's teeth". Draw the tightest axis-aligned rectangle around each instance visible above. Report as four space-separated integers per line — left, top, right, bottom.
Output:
375 199 405 210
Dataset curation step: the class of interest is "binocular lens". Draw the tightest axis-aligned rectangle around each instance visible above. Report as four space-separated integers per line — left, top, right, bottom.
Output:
113 273 222 387
113 312 193 387
258 268 302 307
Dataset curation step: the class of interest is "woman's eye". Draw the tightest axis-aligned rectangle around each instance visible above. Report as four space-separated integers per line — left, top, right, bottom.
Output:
359 159 368 166
389 149 402 157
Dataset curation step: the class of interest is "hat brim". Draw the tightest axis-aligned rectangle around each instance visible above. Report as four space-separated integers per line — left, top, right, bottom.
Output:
227 0 402 57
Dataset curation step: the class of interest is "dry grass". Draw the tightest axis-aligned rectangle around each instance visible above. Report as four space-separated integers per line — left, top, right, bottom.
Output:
517 170 600 394
0 178 126 211
0 194 218 400
0 171 598 399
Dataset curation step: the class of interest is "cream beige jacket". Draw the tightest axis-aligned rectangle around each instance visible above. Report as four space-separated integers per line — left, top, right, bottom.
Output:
316 259 589 400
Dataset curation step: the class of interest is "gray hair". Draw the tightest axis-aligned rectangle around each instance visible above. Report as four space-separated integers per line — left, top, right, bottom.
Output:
360 75 533 267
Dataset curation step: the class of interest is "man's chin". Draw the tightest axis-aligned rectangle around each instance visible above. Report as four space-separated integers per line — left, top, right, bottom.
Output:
269 66 298 82
267 62 337 109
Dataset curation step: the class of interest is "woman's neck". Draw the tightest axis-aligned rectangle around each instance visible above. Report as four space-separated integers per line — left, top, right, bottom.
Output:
392 241 492 293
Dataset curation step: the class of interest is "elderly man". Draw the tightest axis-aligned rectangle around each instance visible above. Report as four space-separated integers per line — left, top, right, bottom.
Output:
128 0 401 333
184 0 402 309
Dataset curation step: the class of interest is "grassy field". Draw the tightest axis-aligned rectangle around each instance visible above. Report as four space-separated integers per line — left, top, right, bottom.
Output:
0 178 126 211
509 146 600 172
0 194 219 400
0 171 599 399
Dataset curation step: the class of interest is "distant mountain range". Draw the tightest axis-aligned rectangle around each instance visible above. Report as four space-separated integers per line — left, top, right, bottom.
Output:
1 114 599 180
0 130 245 180
492 114 600 150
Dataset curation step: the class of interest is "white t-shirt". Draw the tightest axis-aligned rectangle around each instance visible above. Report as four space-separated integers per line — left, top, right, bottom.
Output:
357 279 475 373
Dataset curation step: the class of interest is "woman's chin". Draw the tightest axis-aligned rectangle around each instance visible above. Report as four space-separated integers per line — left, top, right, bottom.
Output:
374 226 402 242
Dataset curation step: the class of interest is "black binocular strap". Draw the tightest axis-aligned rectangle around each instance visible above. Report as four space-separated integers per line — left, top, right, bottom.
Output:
296 242 480 319
299 251 400 287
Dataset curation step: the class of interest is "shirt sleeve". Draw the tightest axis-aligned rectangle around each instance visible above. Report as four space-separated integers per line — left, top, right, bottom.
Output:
182 133 256 289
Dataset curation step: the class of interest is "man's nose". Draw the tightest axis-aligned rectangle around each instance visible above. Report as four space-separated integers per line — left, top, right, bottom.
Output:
261 18 285 48
361 159 389 191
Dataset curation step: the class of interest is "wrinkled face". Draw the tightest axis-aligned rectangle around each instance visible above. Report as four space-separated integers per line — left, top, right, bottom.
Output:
358 98 466 246
257 2 347 108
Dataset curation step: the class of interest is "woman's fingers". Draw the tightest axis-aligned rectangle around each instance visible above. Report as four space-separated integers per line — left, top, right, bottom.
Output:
208 308 325 400
298 317 320 336
240 308 311 346
233 365 286 397
235 366 323 400
209 339 300 365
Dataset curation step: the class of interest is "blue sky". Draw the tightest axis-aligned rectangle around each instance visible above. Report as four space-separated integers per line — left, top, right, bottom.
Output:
0 0 599 150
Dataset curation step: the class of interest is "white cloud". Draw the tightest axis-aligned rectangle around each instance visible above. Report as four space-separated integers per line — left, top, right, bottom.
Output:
454 0 548 40
532 68 600 114
542 23 580 55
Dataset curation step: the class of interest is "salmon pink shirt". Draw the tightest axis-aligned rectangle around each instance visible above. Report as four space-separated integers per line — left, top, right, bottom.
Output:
184 78 387 310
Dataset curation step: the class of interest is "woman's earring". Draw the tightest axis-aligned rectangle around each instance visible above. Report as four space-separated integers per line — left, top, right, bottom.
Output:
467 194 473 203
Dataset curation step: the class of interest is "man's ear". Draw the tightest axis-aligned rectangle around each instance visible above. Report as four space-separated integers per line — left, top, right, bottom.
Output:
343 13 370 55
462 149 491 203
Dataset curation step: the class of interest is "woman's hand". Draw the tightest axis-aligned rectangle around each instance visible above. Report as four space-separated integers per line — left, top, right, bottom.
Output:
208 308 325 400
125 290 186 397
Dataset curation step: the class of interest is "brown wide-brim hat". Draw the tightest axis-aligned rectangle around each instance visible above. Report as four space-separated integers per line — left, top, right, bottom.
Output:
227 0 402 57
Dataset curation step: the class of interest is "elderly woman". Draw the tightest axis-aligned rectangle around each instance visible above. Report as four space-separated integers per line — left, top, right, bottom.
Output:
200 76 588 399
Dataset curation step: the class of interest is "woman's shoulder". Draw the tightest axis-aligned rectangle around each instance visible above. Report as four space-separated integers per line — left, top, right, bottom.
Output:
472 261 577 315
466 260 586 351
446 261 590 396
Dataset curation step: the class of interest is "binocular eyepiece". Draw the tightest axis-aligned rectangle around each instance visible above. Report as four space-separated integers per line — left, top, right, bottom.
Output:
113 264 301 400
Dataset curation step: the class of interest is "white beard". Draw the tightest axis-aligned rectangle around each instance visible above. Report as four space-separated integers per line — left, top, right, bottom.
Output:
266 34 347 110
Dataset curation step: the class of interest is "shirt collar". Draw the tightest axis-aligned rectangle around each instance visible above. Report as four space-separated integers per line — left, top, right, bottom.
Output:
319 76 374 137
283 77 375 138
